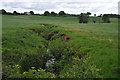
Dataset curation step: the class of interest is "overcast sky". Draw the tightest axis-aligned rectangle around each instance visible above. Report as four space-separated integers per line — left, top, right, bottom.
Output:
0 0 119 16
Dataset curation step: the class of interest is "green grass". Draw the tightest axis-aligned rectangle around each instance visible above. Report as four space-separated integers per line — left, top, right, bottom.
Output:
2 15 118 78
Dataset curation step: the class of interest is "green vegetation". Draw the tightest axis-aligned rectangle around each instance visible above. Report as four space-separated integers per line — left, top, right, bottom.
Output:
102 14 111 23
2 15 118 79
9 65 56 78
79 13 88 23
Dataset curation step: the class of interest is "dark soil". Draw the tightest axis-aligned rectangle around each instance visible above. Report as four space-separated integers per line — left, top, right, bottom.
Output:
30 24 70 41
42 31 59 40
60 34 70 41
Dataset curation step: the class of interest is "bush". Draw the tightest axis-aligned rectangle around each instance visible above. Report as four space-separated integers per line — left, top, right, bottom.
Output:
79 13 88 23
45 41 87 75
59 57 101 78
102 15 111 23
19 52 47 72
8 65 56 78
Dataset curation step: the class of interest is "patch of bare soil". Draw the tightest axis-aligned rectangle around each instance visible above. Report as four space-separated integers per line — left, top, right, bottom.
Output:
30 24 70 41
42 31 59 40
43 32 70 41
40 24 49 26
60 34 70 41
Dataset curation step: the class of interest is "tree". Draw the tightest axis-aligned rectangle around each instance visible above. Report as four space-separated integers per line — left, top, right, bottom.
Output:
98 14 102 24
13 11 18 15
87 12 91 15
102 14 110 23
0 9 7 14
44 11 50 16
98 14 102 17
79 13 88 23
87 12 91 17
93 20 96 23
59 11 66 16
51 11 57 16
30 11 34 15
94 14 96 17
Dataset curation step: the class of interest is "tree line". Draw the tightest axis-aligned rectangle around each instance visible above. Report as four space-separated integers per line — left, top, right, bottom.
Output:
79 13 112 23
1 9 119 23
0 9 36 15
0 9 79 17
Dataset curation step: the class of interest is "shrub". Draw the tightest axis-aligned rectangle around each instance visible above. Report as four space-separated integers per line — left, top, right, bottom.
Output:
19 52 47 72
8 65 56 78
59 56 101 78
79 13 88 23
102 15 111 23
46 41 87 75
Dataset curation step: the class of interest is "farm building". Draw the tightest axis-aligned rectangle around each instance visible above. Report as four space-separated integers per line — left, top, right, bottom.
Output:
24 12 31 15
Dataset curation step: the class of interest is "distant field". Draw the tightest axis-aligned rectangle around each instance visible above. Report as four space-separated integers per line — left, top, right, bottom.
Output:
2 15 118 78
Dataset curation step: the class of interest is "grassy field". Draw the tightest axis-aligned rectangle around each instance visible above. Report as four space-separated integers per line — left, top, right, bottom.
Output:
2 15 118 78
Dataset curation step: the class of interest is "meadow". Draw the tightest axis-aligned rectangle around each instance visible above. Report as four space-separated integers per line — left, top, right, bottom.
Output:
2 15 118 78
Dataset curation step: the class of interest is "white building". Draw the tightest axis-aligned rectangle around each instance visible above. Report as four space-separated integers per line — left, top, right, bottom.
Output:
24 12 31 15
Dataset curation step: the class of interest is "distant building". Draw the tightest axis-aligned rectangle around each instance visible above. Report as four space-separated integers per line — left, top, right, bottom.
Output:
24 12 31 15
